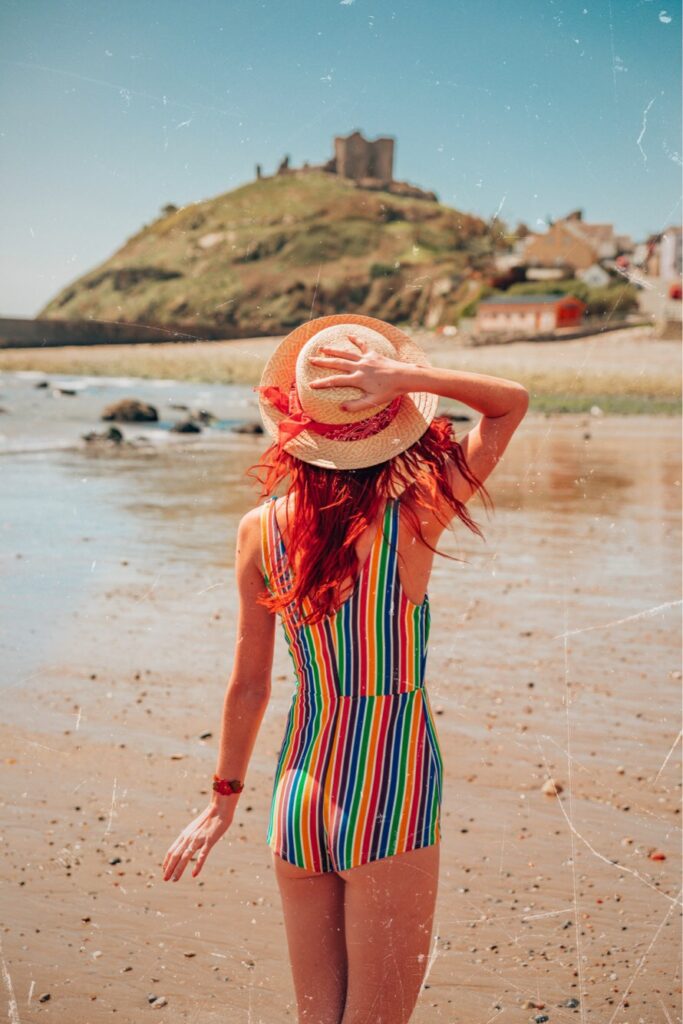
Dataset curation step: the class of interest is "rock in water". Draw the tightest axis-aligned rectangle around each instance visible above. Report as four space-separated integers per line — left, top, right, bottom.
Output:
190 408 216 424
83 426 124 444
171 419 202 433
101 399 158 423
231 421 264 434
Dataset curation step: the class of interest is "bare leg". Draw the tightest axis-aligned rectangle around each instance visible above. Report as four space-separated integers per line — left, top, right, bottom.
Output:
273 852 348 1024
339 843 440 1024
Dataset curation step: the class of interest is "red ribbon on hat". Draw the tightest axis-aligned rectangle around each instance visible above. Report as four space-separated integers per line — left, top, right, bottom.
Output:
253 382 402 449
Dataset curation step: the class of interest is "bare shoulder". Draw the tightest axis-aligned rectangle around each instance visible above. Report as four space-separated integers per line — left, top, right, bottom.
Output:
237 503 264 541
398 483 450 547
231 504 277 673
234 503 267 577
239 502 265 532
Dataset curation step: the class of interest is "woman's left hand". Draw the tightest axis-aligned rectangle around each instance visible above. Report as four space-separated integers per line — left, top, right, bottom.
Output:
162 801 236 882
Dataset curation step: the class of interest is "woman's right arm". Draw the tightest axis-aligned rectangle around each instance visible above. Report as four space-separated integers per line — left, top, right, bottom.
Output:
161 509 275 883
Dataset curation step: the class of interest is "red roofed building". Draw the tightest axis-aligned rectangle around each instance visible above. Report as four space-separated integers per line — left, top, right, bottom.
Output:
476 294 587 335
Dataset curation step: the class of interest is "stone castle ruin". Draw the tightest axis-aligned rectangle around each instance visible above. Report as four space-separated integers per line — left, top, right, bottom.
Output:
333 131 394 183
258 130 437 202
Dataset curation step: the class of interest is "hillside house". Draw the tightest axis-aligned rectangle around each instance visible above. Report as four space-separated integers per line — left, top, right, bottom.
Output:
643 226 683 280
523 221 603 272
477 294 586 335
522 211 627 273
659 226 683 281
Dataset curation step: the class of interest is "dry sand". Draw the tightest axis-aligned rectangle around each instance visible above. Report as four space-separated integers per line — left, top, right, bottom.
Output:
1 404 681 1021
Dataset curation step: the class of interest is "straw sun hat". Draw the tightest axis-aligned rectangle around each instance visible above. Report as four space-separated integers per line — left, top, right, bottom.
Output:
253 313 438 470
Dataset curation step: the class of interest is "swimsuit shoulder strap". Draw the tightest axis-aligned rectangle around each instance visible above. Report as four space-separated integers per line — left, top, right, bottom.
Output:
360 496 397 595
260 496 280 594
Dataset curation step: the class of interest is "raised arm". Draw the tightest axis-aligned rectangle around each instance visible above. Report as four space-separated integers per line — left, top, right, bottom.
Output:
398 364 529 506
309 339 529 514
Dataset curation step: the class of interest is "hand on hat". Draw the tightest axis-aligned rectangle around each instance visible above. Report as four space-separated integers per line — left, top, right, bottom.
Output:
308 334 409 413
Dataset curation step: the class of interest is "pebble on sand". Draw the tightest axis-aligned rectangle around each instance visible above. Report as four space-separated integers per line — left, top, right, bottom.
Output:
541 777 563 796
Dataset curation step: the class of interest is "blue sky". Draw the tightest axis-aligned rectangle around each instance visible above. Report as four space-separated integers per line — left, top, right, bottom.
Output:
1 0 681 316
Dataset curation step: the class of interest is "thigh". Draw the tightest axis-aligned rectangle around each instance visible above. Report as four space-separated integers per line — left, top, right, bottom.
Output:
272 852 347 1024
339 843 440 1024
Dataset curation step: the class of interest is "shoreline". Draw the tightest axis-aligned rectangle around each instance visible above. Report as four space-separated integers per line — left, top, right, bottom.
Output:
0 324 680 415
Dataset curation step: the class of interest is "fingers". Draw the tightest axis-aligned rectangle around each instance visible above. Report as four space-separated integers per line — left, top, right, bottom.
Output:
309 372 361 390
310 345 361 363
163 844 184 881
180 835 209 880
162 840 182 875
340 395 381 413
309 354 357 371
346 334 368 352
163 835 205 882
192 842 212 878
166 847 192 882
162 826 192 873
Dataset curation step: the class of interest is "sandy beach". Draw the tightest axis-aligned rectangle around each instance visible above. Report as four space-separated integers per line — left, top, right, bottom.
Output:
1 345 681 1022
0 324 680 415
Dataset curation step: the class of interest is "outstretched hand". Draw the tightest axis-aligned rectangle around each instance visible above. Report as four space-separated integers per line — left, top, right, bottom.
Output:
308 333 410 413
162 802 235 882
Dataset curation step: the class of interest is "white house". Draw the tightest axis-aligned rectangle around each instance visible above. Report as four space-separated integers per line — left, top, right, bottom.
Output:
578 264 611 288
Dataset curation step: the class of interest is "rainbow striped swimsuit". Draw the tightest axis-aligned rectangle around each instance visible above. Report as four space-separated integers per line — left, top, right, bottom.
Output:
260 495 443 873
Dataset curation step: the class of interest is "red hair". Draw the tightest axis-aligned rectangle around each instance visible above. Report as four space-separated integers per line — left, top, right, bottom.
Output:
246 416 494 626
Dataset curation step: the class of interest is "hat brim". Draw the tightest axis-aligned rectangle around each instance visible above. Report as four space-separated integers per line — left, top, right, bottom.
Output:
256 313 439 469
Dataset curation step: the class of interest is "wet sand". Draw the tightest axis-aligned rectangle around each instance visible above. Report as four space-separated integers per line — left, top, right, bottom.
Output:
1 397 681 1021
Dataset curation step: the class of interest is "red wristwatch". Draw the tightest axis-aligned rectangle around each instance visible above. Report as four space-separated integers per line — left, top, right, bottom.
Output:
212 774 244 796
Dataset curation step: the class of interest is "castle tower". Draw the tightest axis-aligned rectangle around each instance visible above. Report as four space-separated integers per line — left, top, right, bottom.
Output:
334 131 395 184
368 136 394 182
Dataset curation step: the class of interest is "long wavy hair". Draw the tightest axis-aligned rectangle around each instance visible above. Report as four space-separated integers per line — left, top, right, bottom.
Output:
246 415 494 626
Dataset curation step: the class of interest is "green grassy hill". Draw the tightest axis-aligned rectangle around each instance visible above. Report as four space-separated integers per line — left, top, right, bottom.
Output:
39 171 503 335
